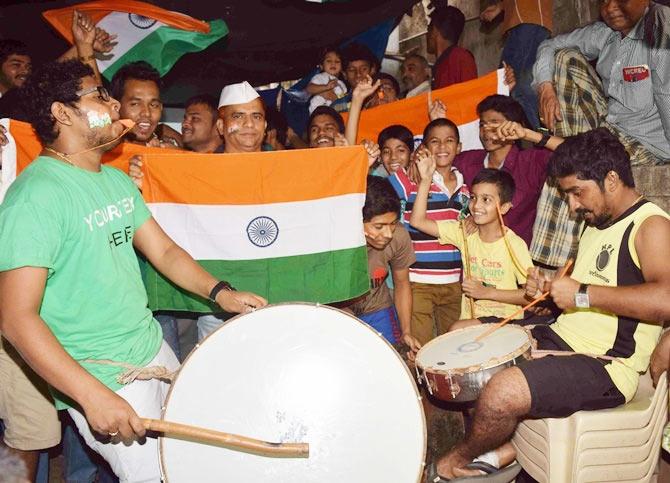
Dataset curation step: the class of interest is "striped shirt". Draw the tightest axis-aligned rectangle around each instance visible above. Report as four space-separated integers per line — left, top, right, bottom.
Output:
389 168 470 284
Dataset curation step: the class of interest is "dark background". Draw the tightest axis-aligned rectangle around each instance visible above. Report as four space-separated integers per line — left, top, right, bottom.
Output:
0 0 416 104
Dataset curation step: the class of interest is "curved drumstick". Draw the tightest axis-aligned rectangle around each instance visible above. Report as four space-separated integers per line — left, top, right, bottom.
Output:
474 259 573 342
459 219 476 318
142 418 309 458
495 200 527 275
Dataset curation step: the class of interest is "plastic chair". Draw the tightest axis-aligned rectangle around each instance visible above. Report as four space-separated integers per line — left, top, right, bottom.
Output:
512 371 668 483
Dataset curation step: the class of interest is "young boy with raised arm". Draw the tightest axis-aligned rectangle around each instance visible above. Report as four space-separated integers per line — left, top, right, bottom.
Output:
410 160 534 327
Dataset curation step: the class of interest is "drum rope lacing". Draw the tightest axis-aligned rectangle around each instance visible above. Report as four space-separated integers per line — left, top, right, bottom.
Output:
81 359 176 384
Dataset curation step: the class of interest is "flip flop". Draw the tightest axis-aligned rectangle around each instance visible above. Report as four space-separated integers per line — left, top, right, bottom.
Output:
427 461 522 483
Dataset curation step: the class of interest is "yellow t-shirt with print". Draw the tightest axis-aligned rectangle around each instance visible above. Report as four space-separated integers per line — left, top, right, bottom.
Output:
437 221 533 319
551 201 668 402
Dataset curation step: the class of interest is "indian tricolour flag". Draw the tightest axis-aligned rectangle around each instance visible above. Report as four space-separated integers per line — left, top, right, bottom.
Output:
139 147 369 311
0 120 370 311
344 69 508 150
42 0 227 80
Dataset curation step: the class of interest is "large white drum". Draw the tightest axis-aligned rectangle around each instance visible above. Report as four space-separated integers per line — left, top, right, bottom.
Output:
159 303 426 482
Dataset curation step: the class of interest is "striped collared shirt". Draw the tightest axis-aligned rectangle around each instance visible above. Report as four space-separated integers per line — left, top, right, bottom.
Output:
389 167 470 284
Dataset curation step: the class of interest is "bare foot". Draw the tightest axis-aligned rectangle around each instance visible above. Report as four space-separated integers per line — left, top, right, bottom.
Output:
436 448 471 479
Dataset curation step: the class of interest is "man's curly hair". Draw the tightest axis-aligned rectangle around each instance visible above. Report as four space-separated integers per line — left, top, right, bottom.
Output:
21 59 93 145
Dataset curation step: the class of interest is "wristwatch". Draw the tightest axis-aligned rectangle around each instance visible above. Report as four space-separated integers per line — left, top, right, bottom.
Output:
208 280 236 302
574 283 590 308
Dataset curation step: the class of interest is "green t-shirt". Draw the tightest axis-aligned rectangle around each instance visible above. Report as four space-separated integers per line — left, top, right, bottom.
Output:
0 156 162 408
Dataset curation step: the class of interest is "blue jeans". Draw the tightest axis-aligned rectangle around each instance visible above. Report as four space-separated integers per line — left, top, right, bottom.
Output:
501 23 551 130
155 314 181 361
62 413 117 483
196 313 233 341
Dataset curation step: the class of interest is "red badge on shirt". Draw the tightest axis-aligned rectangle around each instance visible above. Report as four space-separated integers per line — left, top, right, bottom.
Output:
622 64 650 82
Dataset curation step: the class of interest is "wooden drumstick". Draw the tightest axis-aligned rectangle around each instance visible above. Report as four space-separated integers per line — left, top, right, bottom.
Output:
459 219 476 318
474 259 573 342
142 418 309 458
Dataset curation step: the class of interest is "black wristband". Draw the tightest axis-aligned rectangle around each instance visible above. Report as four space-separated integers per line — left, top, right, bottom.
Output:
208 280 236 302
535 132 551 148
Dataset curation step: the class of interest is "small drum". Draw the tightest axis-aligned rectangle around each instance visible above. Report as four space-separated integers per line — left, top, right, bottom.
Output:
416 324 531 402
159 303 426 482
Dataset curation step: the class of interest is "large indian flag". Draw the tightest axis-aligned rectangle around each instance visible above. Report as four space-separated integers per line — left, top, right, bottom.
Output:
343 69 508 150
42 0 227 80
0 120 369 311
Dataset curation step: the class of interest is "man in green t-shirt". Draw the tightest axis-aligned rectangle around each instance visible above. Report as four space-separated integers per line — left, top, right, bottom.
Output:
0 59 267 482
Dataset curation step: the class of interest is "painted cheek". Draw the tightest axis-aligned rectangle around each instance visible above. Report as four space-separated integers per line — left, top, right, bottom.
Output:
87 111 112 129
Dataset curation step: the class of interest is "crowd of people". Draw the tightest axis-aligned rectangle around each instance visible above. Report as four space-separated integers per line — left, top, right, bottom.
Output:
1 1 670 482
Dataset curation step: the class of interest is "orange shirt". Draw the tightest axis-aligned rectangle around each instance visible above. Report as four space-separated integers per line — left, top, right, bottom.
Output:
501 0 553 33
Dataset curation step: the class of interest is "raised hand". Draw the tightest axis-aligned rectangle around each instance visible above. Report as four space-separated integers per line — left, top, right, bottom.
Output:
352 75 381 103
361 139 380 168
414 147 436 183
334 132 349 147
428 99 447 121
93 28 117 54
490 120 526 143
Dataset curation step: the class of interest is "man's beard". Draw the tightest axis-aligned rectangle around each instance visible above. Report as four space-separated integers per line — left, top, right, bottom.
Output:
577 208 611 228
84 130 122 154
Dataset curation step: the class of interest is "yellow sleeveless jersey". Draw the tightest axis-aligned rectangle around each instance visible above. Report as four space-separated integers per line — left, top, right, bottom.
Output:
551 200 669 401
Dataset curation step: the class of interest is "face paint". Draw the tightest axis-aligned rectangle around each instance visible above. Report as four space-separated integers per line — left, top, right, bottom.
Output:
87 111 112 129
227 125 240 134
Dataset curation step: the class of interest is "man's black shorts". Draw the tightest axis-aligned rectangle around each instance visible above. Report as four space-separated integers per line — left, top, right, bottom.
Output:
477 320 626 418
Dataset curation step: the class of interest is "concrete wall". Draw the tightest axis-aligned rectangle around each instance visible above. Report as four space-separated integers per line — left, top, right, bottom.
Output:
634 166 670 213
397 1 601 79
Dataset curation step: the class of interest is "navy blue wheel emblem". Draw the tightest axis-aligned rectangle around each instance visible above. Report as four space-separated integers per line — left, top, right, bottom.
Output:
129 14 158 29
246 216 279 247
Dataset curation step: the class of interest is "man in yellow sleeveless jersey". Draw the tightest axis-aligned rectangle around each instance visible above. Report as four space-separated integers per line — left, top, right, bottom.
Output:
435 127 670 480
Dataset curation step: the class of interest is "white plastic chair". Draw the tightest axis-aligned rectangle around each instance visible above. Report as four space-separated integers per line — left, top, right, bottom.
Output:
512 371 668 483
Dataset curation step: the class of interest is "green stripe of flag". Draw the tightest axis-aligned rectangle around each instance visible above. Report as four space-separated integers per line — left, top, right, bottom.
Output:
102 19 228 80
141 246 370 312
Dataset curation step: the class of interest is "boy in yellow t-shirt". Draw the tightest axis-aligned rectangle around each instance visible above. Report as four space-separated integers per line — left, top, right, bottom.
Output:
411 158 534 325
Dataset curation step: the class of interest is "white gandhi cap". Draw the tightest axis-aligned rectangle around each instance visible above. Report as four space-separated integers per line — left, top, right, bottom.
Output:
218 81 260 108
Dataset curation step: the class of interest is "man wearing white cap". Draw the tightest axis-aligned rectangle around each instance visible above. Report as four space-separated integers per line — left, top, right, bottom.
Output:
215 81 266 154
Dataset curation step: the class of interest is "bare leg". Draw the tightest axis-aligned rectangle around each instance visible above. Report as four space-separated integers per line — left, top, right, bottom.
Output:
436 366 531 479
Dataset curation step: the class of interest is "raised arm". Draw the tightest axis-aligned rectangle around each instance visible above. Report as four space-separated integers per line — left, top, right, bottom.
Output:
58 10 117 85
408 149 439 238
344 75 380 145
489 120 564 151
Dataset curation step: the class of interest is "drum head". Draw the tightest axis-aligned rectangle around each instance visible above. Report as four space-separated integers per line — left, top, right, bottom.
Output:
160 303 426 482
416 324 530 372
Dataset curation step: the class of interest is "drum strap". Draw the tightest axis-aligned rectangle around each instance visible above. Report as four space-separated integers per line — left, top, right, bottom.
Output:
523 326 623 364
530 349 621 364
81 358 176 385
